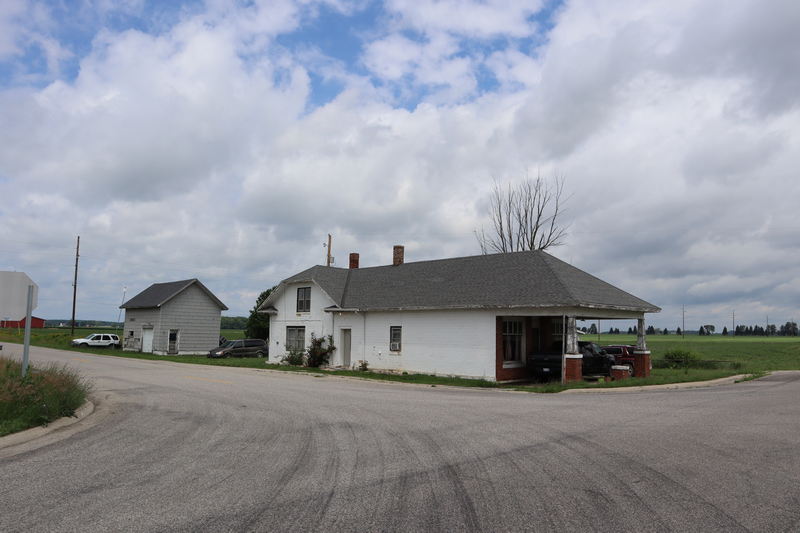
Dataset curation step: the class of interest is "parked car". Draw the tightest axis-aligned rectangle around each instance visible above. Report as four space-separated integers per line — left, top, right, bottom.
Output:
601 344 652 373
601 344 636 373
207 339 268 358
529 340 615 380
71 333 120 348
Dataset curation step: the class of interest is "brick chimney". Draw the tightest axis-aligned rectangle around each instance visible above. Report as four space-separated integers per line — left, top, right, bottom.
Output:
349 252 360 269
392 245 404 266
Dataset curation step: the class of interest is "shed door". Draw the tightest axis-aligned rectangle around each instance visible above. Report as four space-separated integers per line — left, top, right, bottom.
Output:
341 329 351 368
142 328 154 353
168 330 179 355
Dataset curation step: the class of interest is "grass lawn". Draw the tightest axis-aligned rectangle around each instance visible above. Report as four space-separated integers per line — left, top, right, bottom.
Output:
2 328 797 392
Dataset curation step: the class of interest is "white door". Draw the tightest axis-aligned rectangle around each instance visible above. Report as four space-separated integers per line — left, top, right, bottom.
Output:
142 328 154 353
341 329 351 368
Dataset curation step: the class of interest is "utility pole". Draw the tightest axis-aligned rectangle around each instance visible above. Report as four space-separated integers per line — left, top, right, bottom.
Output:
732 310 735 337
325 233 332 267
682 304 685 339
71 235 80 336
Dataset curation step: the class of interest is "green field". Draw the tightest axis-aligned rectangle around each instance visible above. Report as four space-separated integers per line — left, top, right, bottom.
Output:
1 328 798 391
590 334 800 372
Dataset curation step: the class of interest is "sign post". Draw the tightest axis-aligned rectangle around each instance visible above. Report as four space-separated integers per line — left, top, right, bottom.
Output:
21 285 34 378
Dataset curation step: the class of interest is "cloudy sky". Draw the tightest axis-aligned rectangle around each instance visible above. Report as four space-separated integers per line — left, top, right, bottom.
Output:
1 0 798 330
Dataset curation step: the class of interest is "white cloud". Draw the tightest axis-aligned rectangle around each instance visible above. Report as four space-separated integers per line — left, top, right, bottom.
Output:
0 0 29 59
384 0 543 38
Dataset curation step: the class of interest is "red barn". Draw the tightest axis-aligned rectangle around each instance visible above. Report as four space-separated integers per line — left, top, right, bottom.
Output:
0 316 45 328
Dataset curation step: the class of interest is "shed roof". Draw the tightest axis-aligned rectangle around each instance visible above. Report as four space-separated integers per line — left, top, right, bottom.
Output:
121 279 228 310
263 250 659 313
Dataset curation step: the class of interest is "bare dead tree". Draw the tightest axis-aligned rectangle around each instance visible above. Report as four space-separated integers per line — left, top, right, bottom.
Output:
475 173 569 254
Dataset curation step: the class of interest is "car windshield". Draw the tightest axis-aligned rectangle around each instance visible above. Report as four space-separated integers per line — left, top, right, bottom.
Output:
221 341 235 348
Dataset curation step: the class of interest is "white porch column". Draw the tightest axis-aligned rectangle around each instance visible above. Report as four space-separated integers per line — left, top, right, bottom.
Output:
565 316 579 354
634 316 651 378
637 317 647 351
562 316 582 384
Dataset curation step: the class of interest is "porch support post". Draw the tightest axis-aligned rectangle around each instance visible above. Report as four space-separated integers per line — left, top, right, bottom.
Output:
636 317 647 351
633 316 651 378
562 316 582 384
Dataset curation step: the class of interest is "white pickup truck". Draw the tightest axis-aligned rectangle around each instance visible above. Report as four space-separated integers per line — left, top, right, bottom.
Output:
71 333 120 348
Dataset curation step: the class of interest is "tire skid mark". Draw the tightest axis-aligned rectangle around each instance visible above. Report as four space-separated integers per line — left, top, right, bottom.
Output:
241 420 315 530
551 430 750 532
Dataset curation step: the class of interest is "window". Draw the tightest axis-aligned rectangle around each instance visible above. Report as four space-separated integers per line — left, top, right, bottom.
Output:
296 287 311 313
502 318 524 363
551 318 564 336
286 326 305 353
390 326 402 351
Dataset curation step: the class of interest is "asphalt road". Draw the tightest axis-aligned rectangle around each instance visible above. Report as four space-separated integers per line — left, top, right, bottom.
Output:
1 345 799 532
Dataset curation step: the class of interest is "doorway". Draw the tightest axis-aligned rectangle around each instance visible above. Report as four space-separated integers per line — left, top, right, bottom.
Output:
142 328 154 353
340 329 351 368
168 329 179 355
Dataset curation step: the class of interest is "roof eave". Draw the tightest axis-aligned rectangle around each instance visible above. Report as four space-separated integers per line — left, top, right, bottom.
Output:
324 302 660 313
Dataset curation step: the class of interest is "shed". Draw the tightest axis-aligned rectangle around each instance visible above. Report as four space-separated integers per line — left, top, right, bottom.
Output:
120 279 227 355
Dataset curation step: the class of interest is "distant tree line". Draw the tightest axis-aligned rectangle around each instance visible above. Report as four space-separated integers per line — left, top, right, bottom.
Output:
221 316 248 330
730 322 797 336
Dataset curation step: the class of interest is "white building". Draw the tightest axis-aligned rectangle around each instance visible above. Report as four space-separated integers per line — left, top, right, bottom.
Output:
260 247 660 382
120 279 227 355
0 271 38 324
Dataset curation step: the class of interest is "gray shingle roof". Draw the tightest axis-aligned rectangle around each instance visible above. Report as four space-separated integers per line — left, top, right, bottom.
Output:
120 279 228 310
266 250 659 313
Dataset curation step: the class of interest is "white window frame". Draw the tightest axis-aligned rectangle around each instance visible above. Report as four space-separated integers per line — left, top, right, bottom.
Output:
296 287 311 313
502 318 525 368
286 326 306 353
389 326 402 352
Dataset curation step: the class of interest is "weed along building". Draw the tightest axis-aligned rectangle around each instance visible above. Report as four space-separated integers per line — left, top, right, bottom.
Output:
260 247 660 382
120 279 227 355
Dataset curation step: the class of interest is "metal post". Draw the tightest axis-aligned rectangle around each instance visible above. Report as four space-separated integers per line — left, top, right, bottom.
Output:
22 285 34 378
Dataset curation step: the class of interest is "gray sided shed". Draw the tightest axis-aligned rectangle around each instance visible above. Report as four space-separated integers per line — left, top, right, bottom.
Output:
121 279 227 355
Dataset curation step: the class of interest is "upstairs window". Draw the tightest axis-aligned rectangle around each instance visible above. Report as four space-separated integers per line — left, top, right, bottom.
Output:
296 287 311 313
390 326 402 352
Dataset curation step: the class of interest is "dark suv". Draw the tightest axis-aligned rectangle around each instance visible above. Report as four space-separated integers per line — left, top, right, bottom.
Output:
208 339 268 358
529 341 615 380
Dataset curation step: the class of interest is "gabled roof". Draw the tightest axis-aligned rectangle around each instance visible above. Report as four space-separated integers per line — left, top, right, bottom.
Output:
261 250 659 314
121 279 228 310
